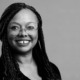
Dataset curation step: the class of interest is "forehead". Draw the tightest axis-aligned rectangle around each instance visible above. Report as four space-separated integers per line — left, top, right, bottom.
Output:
10 9 38 24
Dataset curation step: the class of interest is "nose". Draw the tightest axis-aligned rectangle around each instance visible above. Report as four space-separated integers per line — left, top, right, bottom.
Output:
18 28 28 37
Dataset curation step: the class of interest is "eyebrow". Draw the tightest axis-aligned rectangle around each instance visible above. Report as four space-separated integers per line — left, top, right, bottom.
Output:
9 22 38 26
9 22 20 26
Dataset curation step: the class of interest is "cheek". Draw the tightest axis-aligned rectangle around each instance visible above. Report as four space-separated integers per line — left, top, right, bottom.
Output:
7 29 18 38
31 31 38 41
29 31 38 47
7 31 17 42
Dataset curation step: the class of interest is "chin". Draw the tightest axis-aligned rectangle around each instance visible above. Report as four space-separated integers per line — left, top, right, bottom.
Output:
17 47 32 53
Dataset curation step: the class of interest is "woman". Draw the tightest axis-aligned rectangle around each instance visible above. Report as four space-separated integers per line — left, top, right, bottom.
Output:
0 2 61 80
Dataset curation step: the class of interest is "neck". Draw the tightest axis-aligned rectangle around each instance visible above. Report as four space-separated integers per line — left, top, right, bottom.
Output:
16 51 34 65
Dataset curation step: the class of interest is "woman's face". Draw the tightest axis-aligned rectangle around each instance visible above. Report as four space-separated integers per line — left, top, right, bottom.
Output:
7 9 38 53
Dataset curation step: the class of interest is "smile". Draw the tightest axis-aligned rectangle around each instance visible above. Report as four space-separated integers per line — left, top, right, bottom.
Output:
16 40 30 46
18 41 29 44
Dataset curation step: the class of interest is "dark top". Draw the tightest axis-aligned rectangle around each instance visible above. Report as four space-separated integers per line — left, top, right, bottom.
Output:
0 58 61 80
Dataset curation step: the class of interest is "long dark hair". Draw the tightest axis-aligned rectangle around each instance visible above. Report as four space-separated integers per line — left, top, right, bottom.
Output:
0 2 56 80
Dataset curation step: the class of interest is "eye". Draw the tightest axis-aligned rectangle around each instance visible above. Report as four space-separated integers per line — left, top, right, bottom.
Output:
27 26 34 30
10 26 19 30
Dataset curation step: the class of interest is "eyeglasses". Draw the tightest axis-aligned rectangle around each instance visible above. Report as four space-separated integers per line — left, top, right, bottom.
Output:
8 23 38 32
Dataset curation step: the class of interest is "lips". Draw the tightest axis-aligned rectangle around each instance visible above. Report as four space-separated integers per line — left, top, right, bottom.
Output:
18 40 29 44
15 39 30 46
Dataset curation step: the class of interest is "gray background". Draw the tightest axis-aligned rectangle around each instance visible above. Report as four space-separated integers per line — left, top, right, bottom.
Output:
0 0 80 80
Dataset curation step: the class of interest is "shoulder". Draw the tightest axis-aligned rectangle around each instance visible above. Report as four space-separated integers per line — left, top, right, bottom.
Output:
49 61 62 80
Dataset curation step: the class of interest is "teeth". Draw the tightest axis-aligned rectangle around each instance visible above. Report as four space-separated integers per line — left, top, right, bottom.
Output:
18 41 29 44
24 41 29 43
18 41 23 44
